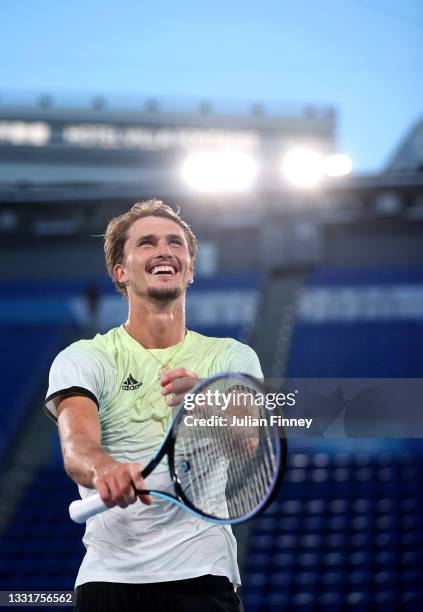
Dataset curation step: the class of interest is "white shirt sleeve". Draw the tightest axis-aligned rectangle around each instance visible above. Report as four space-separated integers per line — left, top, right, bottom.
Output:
44 344 114 422
219 340 264 380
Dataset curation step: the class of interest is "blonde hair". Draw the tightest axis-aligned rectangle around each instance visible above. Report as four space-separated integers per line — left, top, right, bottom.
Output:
104 199 198 296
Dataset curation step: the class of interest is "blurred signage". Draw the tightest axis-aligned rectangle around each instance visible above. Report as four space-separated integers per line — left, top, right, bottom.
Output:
62 124 259 150
0 119 259 151
298 286 423 321
0 121 51 146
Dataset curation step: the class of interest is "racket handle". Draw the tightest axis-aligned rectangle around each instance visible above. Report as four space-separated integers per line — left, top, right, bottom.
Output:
69 494 108 523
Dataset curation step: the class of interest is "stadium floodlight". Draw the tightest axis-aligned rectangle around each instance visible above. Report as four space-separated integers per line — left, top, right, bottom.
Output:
281 147 323 189
181 150 257 193
322 153 352 177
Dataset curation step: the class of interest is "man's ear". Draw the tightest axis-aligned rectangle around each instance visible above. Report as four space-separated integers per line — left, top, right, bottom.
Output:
188 261 194 284
113 263 127 286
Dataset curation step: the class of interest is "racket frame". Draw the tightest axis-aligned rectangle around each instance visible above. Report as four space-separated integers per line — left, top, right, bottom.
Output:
143 371 288 524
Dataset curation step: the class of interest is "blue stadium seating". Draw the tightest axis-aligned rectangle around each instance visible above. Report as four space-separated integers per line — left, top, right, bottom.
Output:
0 324 66 462
306 266 423 287
287 266 423 378
286 321 423 377
243 444 423 611
0 466 84 591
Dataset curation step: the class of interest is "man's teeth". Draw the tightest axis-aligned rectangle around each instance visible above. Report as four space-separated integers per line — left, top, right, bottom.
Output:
151 265 176 275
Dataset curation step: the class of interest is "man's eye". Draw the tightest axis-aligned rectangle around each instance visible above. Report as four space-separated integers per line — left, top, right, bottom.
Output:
170 240 182 246
140 240 152 246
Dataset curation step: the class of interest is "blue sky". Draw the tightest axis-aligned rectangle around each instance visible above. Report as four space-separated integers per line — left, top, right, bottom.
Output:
1 0 422 172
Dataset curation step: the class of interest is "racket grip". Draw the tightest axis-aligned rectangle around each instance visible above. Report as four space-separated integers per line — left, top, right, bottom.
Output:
69 494 109 523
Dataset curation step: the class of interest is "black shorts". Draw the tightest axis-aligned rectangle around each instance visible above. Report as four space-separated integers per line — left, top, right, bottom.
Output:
75 575 244 612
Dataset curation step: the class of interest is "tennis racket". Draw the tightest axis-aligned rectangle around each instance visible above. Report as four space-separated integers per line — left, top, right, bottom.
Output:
69 371 287 525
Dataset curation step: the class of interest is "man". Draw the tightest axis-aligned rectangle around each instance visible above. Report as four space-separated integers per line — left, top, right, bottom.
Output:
44 199 263 611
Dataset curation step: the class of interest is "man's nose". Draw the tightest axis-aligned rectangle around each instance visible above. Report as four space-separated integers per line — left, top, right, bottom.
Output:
156 240 172 257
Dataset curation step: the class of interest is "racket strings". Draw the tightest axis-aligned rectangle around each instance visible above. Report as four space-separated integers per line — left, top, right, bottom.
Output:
228 435 273 512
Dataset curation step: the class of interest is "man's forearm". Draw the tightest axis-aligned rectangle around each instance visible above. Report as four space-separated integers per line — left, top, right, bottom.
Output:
62 433 116 488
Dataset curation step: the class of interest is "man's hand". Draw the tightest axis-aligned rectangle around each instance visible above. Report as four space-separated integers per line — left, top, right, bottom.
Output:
160 368 199 406
92 460 152 508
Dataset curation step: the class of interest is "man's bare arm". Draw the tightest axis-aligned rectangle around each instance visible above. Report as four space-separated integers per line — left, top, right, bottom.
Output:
57 396 151 508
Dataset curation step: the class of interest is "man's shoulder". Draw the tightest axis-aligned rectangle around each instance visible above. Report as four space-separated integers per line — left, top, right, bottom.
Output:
57 326 121 365
188 330 257 358
188 330 240 350
189 331 262 378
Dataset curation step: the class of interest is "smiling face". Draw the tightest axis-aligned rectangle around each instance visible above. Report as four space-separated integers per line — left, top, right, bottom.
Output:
113 215 194 303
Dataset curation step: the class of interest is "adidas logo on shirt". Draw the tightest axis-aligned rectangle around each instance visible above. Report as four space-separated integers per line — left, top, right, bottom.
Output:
122 374 142 391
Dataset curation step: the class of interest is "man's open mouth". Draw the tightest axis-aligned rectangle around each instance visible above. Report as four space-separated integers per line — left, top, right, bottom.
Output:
148 264 178 276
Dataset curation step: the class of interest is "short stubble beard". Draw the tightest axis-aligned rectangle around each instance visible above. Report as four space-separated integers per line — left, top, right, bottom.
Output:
147 286 183 302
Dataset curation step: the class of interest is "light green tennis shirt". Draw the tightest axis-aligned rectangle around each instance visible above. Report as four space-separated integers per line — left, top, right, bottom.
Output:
45 325 263 588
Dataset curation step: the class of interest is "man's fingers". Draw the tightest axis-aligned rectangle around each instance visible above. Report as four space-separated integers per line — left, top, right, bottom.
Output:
129 463 146 491
95 480 114 508
116 489 136 508
129 463 153 506
106 474 135 508
160 375 198 398
94 462 152 509
160 369 199 407
160 368 197 385
137 492 153 506
131 474 153 506
96 478 136 510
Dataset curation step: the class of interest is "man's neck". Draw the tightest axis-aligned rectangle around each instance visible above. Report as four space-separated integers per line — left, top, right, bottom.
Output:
124 295 186 349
